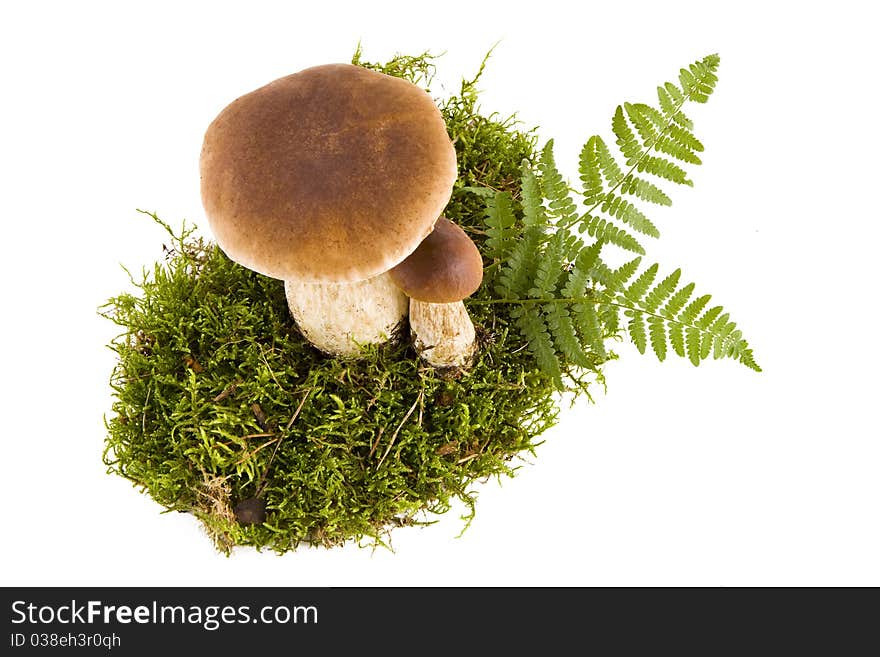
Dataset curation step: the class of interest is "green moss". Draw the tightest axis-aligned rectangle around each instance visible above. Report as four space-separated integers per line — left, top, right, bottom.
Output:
101 50 590 553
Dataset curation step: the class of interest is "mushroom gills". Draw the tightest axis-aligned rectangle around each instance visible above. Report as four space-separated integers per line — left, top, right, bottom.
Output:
285 271 409 357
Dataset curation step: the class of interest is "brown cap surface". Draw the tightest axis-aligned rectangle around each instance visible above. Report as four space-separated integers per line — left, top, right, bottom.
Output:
389 217 483 303
200 63 457 282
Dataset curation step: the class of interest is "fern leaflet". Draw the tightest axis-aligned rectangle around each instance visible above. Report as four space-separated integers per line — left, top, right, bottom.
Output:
470 53 759 385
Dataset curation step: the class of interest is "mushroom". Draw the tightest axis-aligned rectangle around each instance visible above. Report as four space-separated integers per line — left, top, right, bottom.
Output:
199 64 457 357
389 217 484 368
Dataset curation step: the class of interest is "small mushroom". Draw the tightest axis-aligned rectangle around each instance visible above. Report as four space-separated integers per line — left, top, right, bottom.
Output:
390 218 484 368
200 64 457 357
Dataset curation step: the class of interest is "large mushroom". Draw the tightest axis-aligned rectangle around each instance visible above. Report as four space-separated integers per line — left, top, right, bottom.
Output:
390 217 484 368
199 64 457 357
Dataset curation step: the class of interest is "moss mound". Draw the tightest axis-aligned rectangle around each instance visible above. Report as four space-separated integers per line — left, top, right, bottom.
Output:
102 50 591 552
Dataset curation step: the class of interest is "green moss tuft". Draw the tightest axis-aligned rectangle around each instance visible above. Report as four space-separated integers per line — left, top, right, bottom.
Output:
101 50 591 553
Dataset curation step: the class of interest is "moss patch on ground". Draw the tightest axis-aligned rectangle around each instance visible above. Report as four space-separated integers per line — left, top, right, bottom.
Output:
101 50 596 553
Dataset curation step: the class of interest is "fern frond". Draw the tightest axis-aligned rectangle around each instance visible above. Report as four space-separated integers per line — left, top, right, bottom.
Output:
685 326 702 366
529 235 564 298
515 305 562 386
608 256 643 291
613 106 643 165
473 54 759 378
679 54 720 103
654 137 702 165
572 301 606 358
659 82 693 128
484 191 517 261
631 103 667 133
580 214 645 255
637 154 692 185
579 137 605 206
666 122 704 153
625 102 658 146
593 136 624 186
619 174 672 206
624 263 659 302
561 241 603 298
647 315 667 361
626 309 648 354
520 163 546 228
669 321 685 357
679 294 712 324
697 305 724 329
545 303 591 368
600 302 620 336
539 141 578 223
662 281 695 318
613 264 760 370
600 192 660 237
496 225 545 298
642 268 681 312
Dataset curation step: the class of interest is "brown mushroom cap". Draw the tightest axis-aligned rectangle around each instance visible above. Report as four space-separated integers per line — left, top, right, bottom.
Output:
389 217 483 303
199 63 457 283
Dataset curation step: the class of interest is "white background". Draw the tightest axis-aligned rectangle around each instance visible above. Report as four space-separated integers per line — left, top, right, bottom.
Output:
1 0 877 587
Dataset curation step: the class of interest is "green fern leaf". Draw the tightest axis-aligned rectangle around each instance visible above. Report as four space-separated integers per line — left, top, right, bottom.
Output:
593 136 624 185
601 193 660 237
632 103 666 132
516 305 562 386
637 155 692 185
545 303 591 367
669 321 685 357
579 137 605 206
647 315 667 361
484 191 517 261
666 122 704 153
685 326 702 365
580 214 645 255
660 82 693 128
624 262 660 302
520 164 546 228
680 55 720 103
734 342 762 372
562 241 603 298
477 53 760 375
625 102 658 146
700 331 713 360
643 268 682 312
529 235 564 298
662 282 695 318
573 301 606 358
657 85 677 118
600 303 620 336
619 174 672 206
539 141 578 223
711 315 732 359
697 305 724 329
626 309 648 354
679 294 712 324
655 137 702 165
613 106 643 165
608 256 643 291
496 225 544 298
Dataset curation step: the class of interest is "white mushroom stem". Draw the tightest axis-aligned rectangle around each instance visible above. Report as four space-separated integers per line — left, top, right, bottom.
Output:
409 299 476 368
284 271 408 357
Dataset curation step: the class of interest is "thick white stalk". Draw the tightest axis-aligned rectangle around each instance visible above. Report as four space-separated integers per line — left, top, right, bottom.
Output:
409 299 476 368
285 271 408 357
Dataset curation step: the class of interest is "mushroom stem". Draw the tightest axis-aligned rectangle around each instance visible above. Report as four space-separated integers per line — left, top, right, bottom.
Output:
285 271 408 357
409 299 476 368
